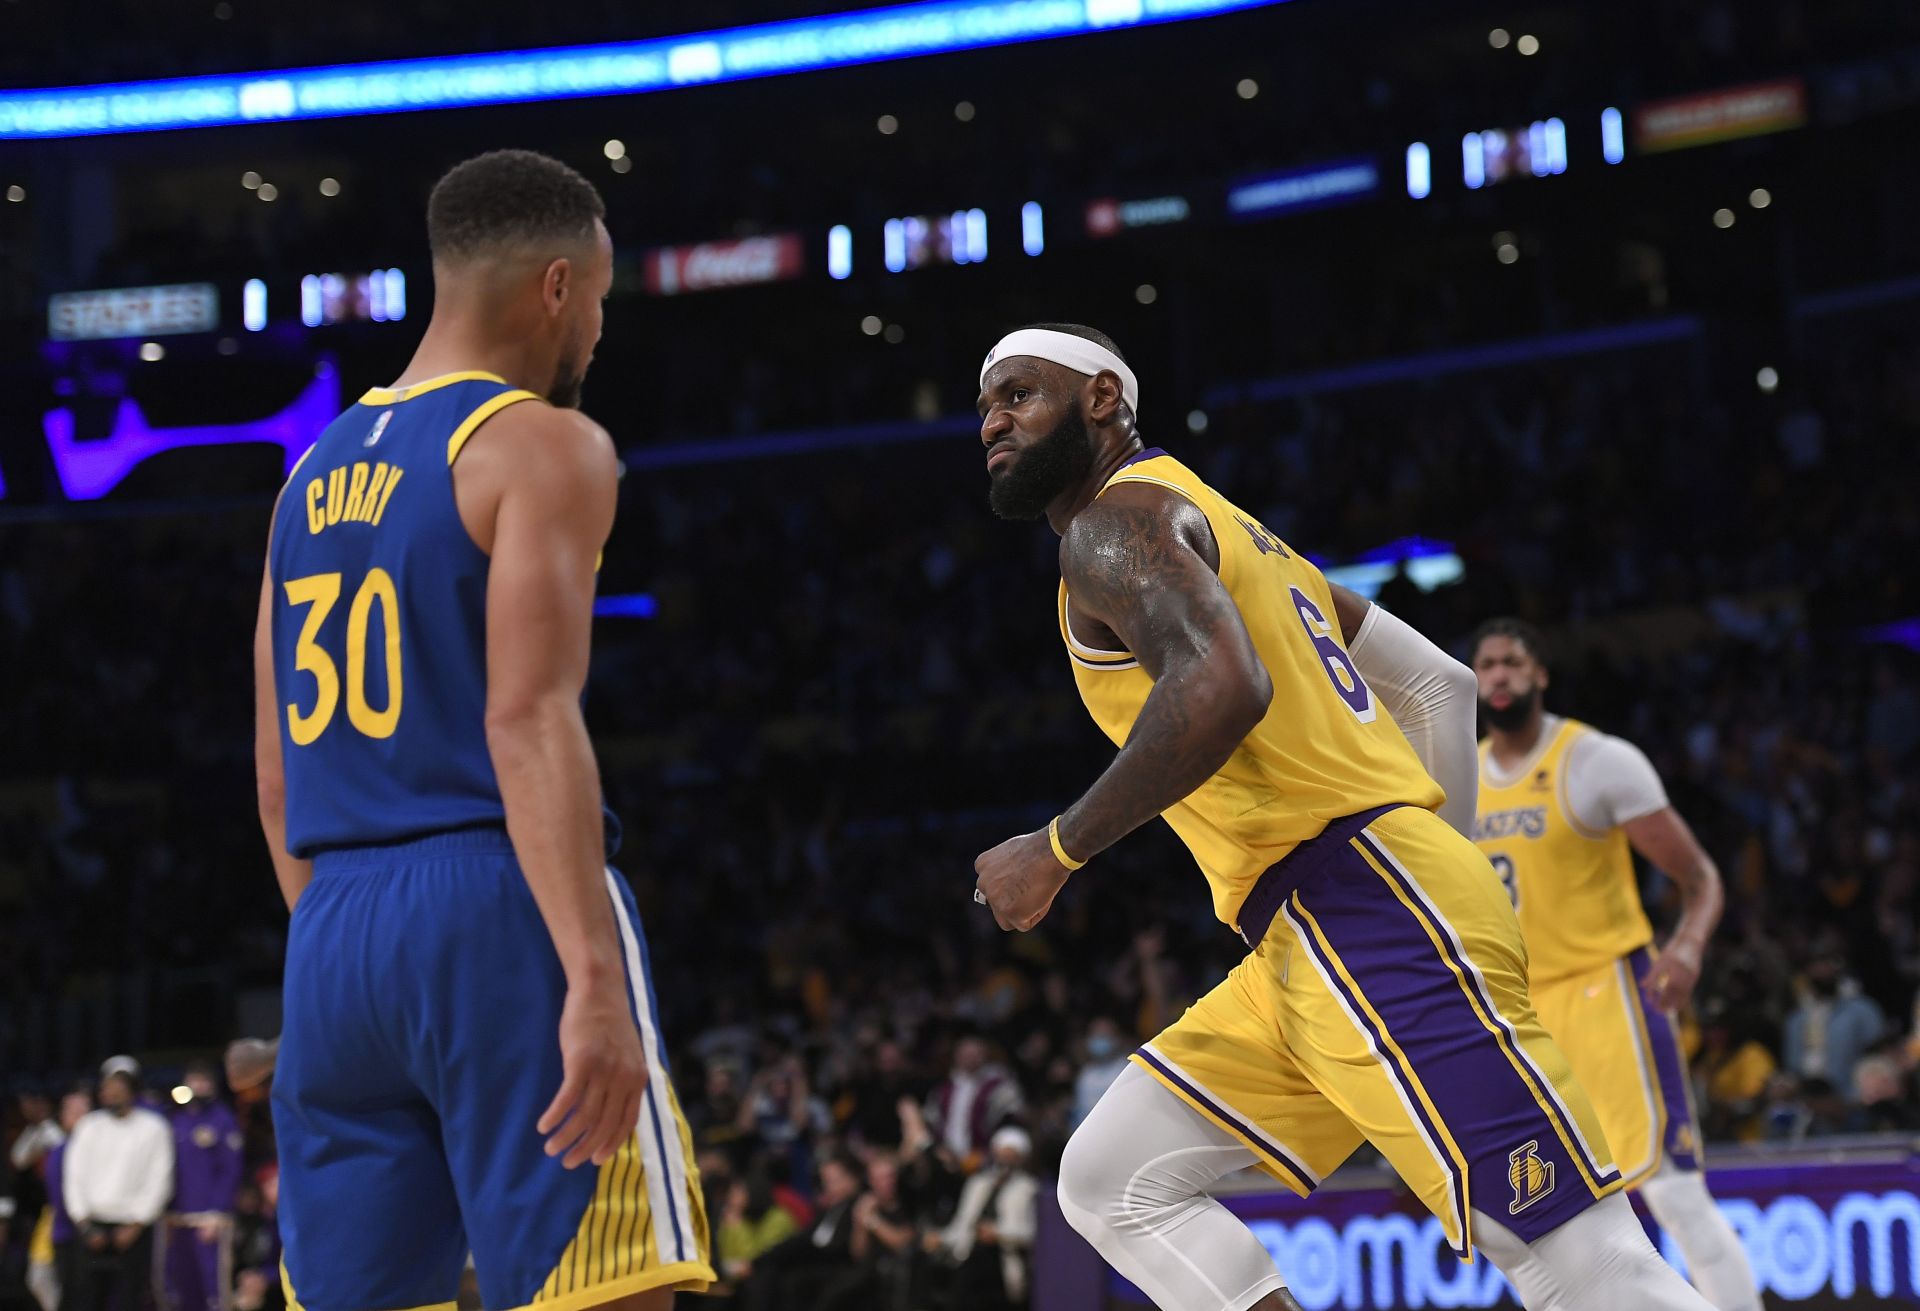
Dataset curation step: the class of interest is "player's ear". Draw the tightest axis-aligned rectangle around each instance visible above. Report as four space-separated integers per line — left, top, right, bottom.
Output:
542 257 572 316
1086 370 1124 425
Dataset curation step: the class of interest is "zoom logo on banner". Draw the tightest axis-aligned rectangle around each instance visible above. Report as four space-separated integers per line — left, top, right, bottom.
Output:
1222 1190 1920 1309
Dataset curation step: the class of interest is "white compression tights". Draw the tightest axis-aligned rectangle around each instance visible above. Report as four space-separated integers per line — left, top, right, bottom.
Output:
1060 1065 1717 1311
1637 1163 1763 1311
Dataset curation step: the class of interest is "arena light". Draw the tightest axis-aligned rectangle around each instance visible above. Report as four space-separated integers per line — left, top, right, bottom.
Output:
1404 142 1430 199
827 224 853 280
0 0 1292 139
1021 201 1044 255
1601 107 1625 164
1462 133 1486 189
243 278 267 331
42 364 339 500
594 593 659 618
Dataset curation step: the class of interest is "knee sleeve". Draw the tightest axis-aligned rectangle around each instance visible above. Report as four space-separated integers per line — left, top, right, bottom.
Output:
1057 1064 1287 1311
1639 1167 1762 1311
1473 1194 1716 1311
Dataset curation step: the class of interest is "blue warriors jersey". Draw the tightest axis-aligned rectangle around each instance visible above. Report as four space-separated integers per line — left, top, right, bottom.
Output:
269 371 543 857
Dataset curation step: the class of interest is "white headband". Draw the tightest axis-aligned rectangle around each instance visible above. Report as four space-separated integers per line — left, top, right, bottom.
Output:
980 328 1139 418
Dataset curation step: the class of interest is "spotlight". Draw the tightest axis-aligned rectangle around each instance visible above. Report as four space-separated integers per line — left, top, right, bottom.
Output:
139 342 166 362
954 101 976 122
1713 208 1735 229
1516 34 1539 55
1757 367 1780 394
610 156 633 174
1187 410 1209 435
883 323 905 343
171 1086 193 1106
257 183 279 202
861 315 883 336
1135 284 1158 305
318 177 340 197
1749 187 1772 209
4 185 23 203
603 139 626 160
1236 79 1259 100
241 171 261 190
1488 28 1510 48
877 114 899 136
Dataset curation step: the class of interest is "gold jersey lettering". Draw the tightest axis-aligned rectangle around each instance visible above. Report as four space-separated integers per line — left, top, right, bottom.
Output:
340 463 371 521
324 467 347 526
305 477 326 535
360 463 390 522
371 467 404 524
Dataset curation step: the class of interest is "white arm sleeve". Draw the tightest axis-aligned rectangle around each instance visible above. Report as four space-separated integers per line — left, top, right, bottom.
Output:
1346 604 1480 837
1563 732 1669 832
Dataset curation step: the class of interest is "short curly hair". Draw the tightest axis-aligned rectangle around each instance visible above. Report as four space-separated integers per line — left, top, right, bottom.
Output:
427 149 605 262
1470 616 1550 669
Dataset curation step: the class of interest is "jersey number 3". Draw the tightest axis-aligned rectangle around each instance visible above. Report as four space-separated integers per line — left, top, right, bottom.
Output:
1288 587 1375 723
284 569 404 745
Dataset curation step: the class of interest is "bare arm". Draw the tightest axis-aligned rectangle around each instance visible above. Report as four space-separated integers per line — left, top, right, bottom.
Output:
1624 806 1725 1010
1055 484 1273 860
254 510 313 912
474 404 640 1169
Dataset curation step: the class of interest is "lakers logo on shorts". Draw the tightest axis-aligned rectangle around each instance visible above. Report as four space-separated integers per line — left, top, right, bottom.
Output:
1507 1140 1556 1215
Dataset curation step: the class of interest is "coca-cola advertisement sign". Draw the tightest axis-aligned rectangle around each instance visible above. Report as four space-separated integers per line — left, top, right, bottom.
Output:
646 234 804 295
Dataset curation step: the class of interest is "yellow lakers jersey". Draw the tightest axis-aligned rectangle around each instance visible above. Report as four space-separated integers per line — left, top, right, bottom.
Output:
1473 718 1653 982
1061 451 1443 931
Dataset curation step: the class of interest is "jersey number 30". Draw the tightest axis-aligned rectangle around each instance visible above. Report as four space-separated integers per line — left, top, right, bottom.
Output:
1288 587 1375 723
283 569 403 745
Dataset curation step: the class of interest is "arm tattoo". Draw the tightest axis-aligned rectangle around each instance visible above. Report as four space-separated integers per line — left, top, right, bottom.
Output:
1057 491 1271 862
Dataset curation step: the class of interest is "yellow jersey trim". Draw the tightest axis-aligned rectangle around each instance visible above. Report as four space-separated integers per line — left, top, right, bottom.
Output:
285 443 319 484
447 390 542 466
1059 594 1138 668
1348 837 1614 1199
360 370 511 405
1125 1053 1314 1197
281 1261 455 1311
1553 727 1612 841
514 1260 715 1311
1102 470 1206 504
1613 955 1670 1187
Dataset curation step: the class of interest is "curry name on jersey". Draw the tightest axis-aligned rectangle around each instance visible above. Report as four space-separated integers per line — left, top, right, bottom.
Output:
269 372 543 857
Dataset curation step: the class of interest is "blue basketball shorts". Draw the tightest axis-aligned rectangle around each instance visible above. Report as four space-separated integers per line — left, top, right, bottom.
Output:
272 829 712 1311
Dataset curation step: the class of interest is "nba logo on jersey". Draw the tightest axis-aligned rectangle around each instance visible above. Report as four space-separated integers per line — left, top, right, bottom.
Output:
1507 1140 1556 1214
364 411 393 447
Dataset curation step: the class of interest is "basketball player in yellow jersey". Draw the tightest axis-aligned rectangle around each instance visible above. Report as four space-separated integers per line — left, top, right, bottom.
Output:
968 323 1713 1311
1472 620 1759 1311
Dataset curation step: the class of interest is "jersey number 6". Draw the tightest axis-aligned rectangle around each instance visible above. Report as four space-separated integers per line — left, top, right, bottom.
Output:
1288 586 1375 723
283 569 404 745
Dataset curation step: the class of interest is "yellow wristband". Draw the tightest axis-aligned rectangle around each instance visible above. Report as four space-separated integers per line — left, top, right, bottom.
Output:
1048 817 1088 871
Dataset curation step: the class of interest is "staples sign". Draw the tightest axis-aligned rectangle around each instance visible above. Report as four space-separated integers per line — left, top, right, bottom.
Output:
49 283 219 341
646 234 804 295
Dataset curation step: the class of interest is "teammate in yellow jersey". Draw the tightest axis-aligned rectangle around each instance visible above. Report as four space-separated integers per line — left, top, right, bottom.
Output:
967 323 1714 1311
1472 620 1760 1311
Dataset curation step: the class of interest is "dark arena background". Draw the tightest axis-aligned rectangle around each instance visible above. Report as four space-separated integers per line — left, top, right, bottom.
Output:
2 2 1919 1309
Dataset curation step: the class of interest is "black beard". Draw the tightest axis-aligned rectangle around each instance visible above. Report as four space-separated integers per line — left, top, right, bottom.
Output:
988 405 1095 520
1479 689 1540 733
548 367 585 411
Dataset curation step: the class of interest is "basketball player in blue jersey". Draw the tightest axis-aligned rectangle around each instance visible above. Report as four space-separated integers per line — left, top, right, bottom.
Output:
253 150 712 1311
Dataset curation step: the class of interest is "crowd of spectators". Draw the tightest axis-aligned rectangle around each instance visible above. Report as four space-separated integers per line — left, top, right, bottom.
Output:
4 258 1920 1311
1 1057 275 1311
